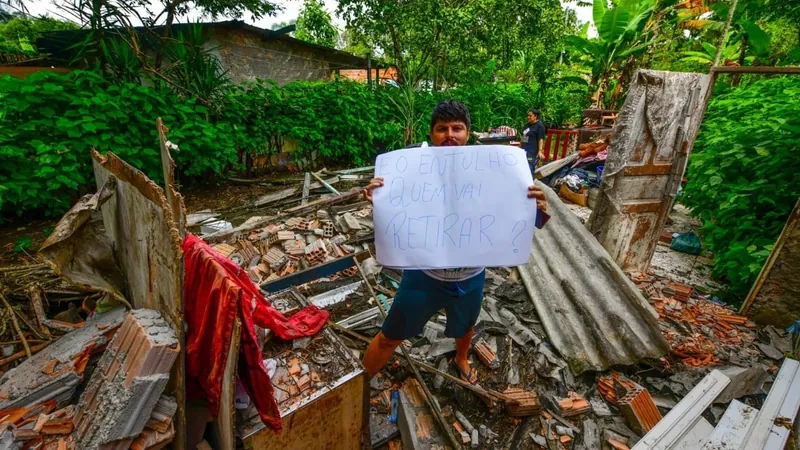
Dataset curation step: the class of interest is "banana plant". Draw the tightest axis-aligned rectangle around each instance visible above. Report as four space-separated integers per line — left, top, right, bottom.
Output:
564 0 657 108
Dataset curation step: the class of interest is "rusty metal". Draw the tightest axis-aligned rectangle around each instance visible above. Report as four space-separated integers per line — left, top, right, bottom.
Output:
587 70 712 272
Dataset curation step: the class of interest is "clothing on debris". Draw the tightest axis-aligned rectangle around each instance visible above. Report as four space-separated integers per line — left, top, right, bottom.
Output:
182 234 329 432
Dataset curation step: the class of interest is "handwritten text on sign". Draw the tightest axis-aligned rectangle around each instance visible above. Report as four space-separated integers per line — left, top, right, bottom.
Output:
372 145 536 269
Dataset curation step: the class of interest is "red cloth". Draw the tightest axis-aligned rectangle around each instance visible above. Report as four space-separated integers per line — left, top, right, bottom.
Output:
183 234 329 432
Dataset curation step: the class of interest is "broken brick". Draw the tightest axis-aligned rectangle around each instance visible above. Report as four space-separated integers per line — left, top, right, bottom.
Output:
503 388 541 417
73 309 179 450
474 339 500 370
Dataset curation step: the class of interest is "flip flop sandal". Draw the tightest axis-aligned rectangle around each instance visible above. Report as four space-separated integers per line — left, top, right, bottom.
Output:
451 360 478 385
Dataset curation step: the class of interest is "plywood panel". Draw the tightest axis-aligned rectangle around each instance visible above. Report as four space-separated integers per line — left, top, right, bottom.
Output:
92 150 186 449
244 374 366 450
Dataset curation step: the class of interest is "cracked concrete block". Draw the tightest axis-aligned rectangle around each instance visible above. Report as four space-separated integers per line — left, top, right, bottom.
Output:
73 309 179 450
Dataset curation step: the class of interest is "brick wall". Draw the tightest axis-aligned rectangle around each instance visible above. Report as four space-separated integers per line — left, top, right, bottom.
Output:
207 28 335 85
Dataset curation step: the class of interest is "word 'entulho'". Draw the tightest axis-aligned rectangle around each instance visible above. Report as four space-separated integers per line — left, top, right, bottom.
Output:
377 149 521 177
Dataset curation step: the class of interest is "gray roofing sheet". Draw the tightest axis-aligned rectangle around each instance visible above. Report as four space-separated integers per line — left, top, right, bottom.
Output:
518 182 670 374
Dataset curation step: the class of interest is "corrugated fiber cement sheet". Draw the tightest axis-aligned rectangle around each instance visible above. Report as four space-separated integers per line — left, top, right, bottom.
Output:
518 182 670 374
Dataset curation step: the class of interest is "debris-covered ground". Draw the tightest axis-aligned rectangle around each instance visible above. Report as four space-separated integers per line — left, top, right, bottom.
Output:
0 161 797 450
178 167 798 450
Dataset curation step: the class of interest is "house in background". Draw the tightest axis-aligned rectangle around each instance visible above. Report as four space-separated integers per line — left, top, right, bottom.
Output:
339 65 399 85
36 21 374 85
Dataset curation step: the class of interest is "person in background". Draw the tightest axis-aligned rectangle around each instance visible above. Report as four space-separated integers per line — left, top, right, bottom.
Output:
360 100 550 384
522 108 546 174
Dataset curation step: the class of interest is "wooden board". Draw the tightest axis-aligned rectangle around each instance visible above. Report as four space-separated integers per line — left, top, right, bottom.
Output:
588 70 711 272
212 319 241 450
92 150 186 449
244 373 366 450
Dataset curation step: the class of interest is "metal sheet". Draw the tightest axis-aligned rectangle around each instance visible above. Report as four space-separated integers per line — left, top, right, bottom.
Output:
740 358 800 450
518 182 669 374
588 70 712 272
632 370 729 450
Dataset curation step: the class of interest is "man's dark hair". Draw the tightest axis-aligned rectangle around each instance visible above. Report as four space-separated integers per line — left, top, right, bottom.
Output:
528 108 541 117
430 100 471 131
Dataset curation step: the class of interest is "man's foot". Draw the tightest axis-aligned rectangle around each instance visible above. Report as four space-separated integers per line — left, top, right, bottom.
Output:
452 358 478 385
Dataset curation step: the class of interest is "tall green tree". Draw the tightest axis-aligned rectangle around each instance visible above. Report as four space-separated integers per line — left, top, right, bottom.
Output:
338 0 572 87
295 0 337 47
0 16 78 53
564 0 657 108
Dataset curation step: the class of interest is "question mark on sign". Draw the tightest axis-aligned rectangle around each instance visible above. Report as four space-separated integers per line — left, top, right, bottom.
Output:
511 220 526 253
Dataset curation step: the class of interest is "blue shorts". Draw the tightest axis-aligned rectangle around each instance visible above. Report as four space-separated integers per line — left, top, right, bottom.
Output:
381 270 486 340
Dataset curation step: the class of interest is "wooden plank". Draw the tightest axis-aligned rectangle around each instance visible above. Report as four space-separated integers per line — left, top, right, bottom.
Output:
711 65 800 74
91 150 186 450
621 201 664 214
260 252 366 293
244 374 365 450
311 171 340 195
156 118 186 234
740 196 800 325
211 319 241 450
301 173 311 206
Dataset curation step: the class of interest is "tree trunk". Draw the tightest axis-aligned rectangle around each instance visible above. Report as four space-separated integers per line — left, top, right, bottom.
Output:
732 35 748 86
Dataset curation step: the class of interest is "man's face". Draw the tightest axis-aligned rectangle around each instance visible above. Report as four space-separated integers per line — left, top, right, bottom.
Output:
527 112 538 124
430 120 469 146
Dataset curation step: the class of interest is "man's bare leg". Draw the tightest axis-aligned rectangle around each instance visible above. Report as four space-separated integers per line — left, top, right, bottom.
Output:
453 328 477 383
362 331 403 378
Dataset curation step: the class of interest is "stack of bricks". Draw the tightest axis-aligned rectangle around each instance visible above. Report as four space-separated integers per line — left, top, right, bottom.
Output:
264 248 288 270
285 218 303 229
73 310 179 450
283 239 306 257
130 395 177 450
321 221 335 238
277 230 295 241
664 281 693 302
237 239 260 263
617 384 662 434
211 243 236 258
502 388 541 417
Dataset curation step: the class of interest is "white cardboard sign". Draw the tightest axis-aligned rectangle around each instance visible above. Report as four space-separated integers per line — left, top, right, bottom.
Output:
372 145 536 269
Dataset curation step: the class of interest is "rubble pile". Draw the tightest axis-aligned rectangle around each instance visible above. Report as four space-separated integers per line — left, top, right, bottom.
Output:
210 204 374 285
629 272 763 369
0 309 180 450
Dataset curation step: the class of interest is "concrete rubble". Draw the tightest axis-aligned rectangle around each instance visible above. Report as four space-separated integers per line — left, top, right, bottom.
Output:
73 309 180 450
0 309 178 450
174 169 800 450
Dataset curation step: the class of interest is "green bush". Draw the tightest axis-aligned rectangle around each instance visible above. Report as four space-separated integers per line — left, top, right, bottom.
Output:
0 70 240 216
683 77 800 303
1 70 584 218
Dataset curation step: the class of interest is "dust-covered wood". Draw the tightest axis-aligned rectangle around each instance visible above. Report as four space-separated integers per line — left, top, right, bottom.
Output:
25 284 51 339
588 70 711 272
211 319 241 450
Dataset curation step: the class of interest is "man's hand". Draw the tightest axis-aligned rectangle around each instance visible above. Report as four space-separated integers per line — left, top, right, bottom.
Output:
537 151 545 162
364 177 384 203
527 185 547 212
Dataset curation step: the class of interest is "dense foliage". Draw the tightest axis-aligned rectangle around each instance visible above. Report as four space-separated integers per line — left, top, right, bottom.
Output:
683 77 800 302
295 0 338 48
0 16 78 53
0 70 584 217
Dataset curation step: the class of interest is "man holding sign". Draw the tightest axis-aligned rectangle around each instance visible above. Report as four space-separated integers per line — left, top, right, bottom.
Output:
362 100 549 384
